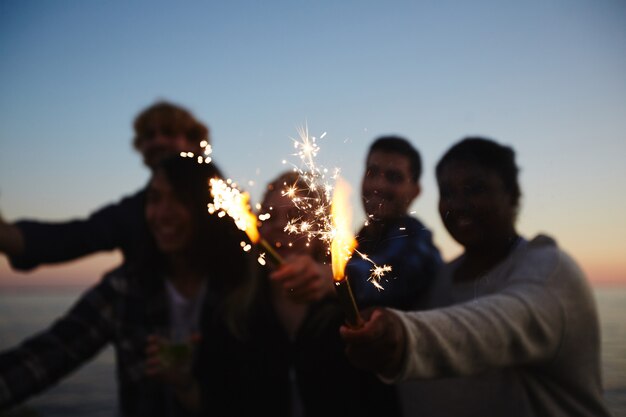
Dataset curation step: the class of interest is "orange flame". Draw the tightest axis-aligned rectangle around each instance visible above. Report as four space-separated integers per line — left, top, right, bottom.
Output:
208 178 259 243
239 192 260 244
330 177 357 282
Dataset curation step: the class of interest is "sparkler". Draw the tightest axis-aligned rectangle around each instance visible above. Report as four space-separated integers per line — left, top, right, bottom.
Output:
284 124 392 290
182 140 284 264
207 178 284 266
330 177 362 327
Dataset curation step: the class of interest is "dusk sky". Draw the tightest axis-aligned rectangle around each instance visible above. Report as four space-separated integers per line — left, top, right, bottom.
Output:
1 0 625 287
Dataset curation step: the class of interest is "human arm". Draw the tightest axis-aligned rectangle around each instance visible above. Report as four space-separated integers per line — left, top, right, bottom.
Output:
0 278 115 408
341 281 565 383
0 213 25 258
339 308 407 379
390 281 565 381
7 190 145 271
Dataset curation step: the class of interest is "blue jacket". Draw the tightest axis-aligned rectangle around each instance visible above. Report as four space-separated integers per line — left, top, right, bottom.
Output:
346 215 442 311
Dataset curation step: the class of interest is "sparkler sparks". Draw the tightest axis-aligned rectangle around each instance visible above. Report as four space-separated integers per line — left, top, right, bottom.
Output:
282 124 392 289
367 262 392 291
198 127 390 288
180 140 213 164
207 178 284 265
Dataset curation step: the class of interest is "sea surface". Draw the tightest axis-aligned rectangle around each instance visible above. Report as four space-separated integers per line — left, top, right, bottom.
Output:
0 286 624 416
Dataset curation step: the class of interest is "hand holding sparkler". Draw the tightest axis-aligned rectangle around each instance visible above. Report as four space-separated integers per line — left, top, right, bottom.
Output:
339 308 407 378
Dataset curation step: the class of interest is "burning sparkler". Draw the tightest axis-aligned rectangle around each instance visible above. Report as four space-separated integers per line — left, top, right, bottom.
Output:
207 178 284 266
283 124 392 290
330 177 362 327
181 139 283 264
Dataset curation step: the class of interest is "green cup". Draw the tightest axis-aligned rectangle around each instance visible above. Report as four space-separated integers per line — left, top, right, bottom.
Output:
159 342 192 367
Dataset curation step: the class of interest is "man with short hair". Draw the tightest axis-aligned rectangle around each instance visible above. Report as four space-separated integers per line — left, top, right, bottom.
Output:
346 135 442 311
0 100 210 271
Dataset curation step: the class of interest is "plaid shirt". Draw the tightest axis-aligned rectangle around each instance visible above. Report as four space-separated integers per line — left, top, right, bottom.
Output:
346 215 443 310
0 264 206 416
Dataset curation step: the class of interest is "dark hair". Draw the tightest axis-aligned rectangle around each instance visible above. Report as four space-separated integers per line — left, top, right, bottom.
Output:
368 136 422 182
138 156 256 337
132 101 210 150
436 137 521 207
138 157 227 277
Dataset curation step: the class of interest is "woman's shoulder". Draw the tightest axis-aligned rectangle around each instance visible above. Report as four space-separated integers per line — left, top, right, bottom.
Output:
513 234 587 286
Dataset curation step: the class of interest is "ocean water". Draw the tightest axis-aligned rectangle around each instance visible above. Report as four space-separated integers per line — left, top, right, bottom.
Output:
0 286 624 416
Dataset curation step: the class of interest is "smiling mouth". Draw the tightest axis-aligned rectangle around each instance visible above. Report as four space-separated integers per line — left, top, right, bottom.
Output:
448 214 480 234
154 225 181 240
365 193 391 205
457 217 473 227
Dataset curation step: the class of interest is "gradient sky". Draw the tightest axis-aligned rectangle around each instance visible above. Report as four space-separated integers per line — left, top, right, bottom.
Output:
1 0 625 287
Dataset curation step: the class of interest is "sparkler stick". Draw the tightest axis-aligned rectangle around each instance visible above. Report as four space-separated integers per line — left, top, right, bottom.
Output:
258 238 284 266
208 178 284 265
330 177 362 327
183 141 284 265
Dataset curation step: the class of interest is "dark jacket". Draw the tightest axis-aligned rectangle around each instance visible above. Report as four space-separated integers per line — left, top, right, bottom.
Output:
199 270 401 417
346 215 442 311
10 188 146 271
0 264 213 416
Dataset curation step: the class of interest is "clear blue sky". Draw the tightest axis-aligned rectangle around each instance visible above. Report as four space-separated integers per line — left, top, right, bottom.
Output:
1 0 625 285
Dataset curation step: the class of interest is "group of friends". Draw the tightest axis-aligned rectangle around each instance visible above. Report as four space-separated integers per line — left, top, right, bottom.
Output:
0 101 611 416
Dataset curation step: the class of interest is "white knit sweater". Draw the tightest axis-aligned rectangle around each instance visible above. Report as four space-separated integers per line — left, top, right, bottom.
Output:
388 235 610 417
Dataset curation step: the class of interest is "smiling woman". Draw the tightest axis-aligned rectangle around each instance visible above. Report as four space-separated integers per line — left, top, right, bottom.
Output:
339 137 612 417
0 156 257 416
436 137 521 280
145 171 196 255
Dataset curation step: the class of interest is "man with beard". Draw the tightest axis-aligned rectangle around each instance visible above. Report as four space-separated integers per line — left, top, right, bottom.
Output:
346 136 442 311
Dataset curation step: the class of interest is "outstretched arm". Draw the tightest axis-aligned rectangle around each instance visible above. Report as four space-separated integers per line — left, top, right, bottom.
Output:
7 190 144 271
0 279 115 409
0 213 25 258
341 282 564 383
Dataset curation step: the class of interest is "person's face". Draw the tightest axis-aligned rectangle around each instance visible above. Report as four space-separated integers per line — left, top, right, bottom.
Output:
145 171 195 255
137 125 194 169
361 150 420 221
258 188 310 256
437 160 516 251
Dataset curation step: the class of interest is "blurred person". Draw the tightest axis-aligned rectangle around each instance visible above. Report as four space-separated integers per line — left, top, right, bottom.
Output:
340 137 611 417
198 171 401 417
346 135 442 310
0 157 256 416
0 100 210 271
